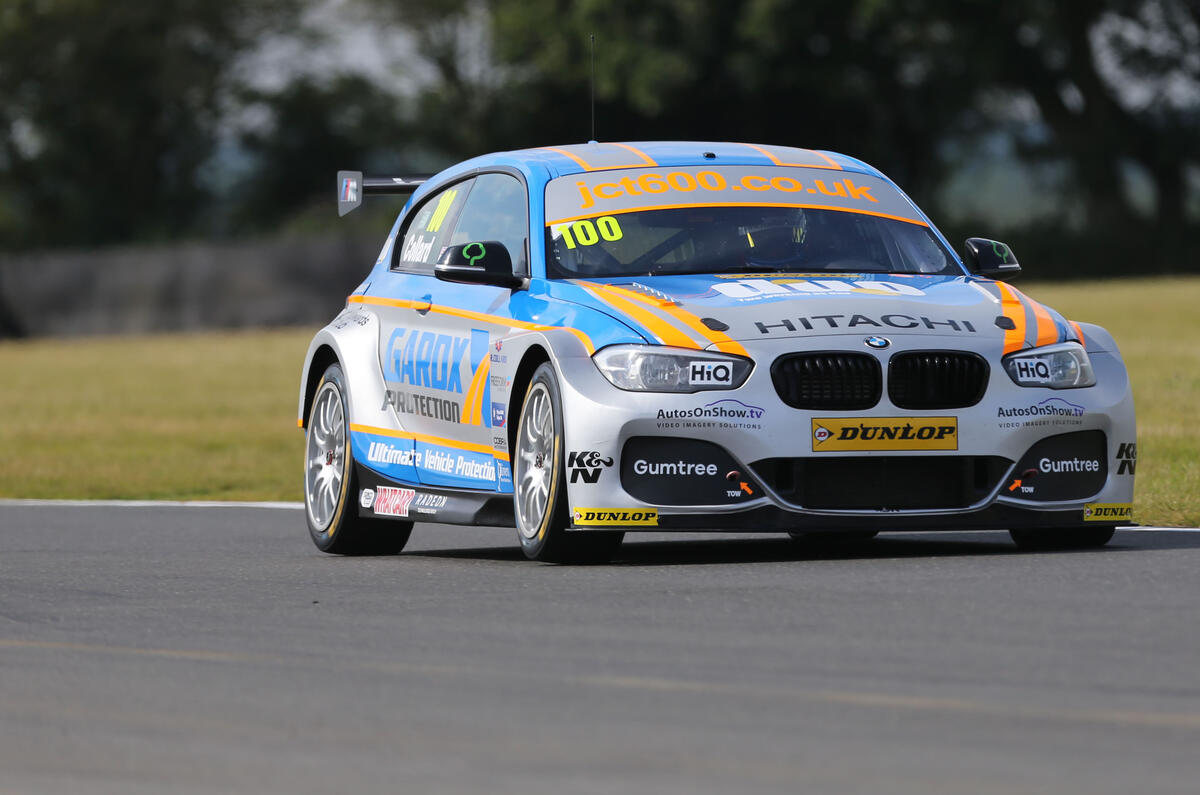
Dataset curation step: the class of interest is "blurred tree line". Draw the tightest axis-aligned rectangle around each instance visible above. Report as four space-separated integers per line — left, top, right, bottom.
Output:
0 0 1197 276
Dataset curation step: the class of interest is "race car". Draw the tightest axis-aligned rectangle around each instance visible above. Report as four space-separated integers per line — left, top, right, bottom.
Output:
299 141 1136 561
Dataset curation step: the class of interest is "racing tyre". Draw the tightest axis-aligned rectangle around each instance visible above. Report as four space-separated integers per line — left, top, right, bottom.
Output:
305 363 412 555
514 363 623 563
1008 527 1115 550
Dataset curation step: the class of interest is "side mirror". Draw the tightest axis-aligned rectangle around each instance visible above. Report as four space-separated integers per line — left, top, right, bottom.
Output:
963 238 1021 281
435 241 524 289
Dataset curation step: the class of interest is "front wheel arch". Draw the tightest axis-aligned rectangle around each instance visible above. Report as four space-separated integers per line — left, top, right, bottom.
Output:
506 345 550 457
512 361 621 563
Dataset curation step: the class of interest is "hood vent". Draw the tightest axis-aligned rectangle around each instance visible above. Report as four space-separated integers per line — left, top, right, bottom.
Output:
616 282 679 305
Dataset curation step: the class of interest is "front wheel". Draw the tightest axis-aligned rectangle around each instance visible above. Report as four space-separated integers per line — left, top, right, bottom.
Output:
305 363 412 555
1009 526 1115 550
513 363 622 563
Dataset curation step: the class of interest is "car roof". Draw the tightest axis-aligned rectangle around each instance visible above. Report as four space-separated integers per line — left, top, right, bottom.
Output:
433 141 888 185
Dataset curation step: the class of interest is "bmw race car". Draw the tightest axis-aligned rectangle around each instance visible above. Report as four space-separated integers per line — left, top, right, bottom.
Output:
299 141 1135 561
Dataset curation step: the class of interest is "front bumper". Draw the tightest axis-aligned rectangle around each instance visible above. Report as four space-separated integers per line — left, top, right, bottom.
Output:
557 334 1136 531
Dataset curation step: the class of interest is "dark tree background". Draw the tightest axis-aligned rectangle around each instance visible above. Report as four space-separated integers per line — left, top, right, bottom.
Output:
0 0 301 247
1 0 1196 275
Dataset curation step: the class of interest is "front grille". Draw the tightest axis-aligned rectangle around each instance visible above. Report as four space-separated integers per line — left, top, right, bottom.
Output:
888 351 988 409
771 352 881 410
750 456 1011 510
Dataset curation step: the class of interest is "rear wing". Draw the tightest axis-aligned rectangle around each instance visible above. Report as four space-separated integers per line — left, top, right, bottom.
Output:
337 170 432 216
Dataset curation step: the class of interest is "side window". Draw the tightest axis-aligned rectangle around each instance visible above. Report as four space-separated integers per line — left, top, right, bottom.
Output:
447 173 529 273
395 178 474 270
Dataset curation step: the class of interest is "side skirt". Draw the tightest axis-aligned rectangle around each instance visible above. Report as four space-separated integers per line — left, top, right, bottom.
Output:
354 463 515 527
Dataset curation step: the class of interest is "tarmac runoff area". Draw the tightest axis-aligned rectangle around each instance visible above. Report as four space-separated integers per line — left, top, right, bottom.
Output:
1 501 1199 795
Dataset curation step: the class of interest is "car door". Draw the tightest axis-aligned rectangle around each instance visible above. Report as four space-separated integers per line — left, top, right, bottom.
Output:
377 172 529 492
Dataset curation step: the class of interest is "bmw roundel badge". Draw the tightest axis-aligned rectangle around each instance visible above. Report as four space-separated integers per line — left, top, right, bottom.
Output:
864 336 891 349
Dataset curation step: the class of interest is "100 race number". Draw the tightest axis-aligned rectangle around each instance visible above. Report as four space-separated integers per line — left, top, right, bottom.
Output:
556 216 623 249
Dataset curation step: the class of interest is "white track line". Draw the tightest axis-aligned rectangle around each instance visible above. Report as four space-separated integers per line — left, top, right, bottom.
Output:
1124 526 1200 532
0 499 302 510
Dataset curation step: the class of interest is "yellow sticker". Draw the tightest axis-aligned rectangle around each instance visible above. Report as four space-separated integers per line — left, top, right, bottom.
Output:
1083 503 1133 522
573 508 658 526
553 216 624 249
811 417 958 451
426 189 458 232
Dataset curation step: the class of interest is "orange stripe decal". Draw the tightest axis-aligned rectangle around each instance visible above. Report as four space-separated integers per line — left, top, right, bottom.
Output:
739 143 843 170
1070 321 1085 348
576 282 701 348
540 146 594 171
604 285 749 357
538 145 655 172
811 150 843 169
1014 287 1058 347
350 423 510 461
741 143 785 165
346 295 595 355
460 357 490 425
473 360 490 424
995 282 1028 354
609 142 657 166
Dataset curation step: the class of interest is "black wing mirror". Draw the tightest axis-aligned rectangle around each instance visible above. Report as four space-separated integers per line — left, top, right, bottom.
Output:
435 241 525 289
963 237 1021 281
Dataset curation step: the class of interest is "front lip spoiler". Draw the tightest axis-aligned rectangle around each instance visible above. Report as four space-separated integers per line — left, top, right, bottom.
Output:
651 502 1116 532
643 457 1021 518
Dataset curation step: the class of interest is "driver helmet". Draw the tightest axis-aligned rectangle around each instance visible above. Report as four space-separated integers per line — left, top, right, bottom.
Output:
740 208 808 267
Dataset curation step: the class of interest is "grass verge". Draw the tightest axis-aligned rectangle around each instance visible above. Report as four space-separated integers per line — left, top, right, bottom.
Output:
1 328 310 502
1 275 1196 525
1022 275 1200 527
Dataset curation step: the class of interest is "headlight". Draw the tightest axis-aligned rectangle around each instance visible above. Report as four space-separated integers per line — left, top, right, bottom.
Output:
592 345 753 392
1003 342 1095 389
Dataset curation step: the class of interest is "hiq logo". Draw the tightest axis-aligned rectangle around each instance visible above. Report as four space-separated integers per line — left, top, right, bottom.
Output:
385 328 491 406
689 361 733 386
1014 359 1052 381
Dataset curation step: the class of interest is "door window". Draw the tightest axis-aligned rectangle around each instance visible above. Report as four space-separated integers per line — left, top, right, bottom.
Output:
448 173 529 273
396 179 473 269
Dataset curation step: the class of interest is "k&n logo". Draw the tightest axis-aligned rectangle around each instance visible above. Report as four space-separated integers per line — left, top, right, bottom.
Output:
567 451 614 483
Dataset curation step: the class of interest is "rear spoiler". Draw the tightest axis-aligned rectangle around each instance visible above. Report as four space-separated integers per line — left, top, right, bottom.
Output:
337 170 432 216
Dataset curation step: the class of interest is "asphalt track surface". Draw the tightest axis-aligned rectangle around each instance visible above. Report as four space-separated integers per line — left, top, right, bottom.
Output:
2 504 1199 794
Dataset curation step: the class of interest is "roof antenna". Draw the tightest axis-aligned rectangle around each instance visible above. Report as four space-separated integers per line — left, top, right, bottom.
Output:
589 33 596 143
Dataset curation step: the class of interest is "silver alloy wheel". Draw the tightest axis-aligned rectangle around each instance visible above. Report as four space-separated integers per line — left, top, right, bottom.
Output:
305 381 346 531
515 382 555 539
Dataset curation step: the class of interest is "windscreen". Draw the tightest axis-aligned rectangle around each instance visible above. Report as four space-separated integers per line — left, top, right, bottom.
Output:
544 165 958 278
